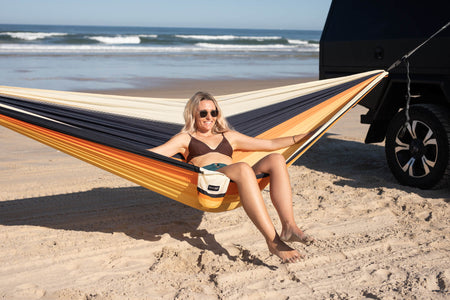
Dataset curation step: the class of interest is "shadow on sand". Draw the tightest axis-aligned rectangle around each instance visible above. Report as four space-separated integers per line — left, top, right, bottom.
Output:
0 186 277 269
0 133 446 269
295 133 449 200
0 186 215 248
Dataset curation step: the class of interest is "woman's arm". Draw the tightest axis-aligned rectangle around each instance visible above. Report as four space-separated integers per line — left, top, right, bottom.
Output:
148 132 190 158
229 130 316 152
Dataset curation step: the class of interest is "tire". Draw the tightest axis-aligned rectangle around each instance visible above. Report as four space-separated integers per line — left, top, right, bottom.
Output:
385 104 450 189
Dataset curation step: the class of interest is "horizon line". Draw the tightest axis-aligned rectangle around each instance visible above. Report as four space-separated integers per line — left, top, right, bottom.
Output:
0 23 324 32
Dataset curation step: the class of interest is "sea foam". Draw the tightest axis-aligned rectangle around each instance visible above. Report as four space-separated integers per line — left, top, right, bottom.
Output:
89 35 142 44
0 32 67 41
175 34 283 41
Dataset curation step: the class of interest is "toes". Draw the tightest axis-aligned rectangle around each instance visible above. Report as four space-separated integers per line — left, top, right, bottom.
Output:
282 252 304 264
302 235 315 246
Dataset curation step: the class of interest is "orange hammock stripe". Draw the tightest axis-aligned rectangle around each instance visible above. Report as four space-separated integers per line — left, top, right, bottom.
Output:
0 70 388 212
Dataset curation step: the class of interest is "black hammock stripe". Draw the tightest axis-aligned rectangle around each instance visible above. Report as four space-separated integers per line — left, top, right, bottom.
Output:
0 74 372 170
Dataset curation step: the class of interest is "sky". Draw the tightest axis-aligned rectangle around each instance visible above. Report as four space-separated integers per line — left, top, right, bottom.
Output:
0 0 332 30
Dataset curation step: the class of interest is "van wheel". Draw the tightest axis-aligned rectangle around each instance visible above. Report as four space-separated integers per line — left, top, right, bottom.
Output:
385 104 450 189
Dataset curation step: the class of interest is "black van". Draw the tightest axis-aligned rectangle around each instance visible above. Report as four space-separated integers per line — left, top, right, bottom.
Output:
320 0 450 189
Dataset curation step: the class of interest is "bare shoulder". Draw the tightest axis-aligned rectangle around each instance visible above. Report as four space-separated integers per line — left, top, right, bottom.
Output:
223 130 240 140
150 132 191 157
223 130 250 147
174 131 190 140
172 132 191 145
224 130 249 139
224 130 273 151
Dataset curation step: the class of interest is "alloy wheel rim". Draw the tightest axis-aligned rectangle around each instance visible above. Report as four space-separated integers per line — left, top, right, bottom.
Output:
394 120 438 178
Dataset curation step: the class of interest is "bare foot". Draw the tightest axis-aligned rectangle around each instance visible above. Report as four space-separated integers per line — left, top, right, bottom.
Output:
267 235 304 263
280 227 314 246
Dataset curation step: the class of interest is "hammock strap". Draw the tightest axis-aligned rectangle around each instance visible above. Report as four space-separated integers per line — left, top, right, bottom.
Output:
387 20 450 72
386 20 450 136
400 58 420 137
405 58 412 125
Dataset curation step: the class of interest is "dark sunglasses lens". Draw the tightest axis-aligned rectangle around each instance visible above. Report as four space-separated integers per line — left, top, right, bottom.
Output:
199 110 218 118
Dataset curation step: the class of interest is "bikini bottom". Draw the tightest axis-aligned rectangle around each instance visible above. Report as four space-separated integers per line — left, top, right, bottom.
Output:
201 163 228 171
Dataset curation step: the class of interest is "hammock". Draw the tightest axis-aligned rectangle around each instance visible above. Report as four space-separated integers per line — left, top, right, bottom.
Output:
0 70 388 212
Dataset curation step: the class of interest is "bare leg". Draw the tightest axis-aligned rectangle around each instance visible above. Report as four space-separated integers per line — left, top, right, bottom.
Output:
218 162 302 263
252 153 314 245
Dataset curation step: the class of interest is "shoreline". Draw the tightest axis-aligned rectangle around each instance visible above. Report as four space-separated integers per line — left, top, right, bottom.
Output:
81 76 318 98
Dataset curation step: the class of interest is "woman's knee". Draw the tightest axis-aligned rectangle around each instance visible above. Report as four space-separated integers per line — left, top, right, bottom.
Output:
253 153 286 175
222 162 253 179
234 162 254 175
266 153 286 166
225 162 254 182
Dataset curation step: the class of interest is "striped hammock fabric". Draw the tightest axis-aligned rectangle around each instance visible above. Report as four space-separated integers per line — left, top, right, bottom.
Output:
0 70 388 212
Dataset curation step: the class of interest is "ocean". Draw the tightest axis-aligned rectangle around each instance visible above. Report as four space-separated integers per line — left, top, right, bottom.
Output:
0 24 321 91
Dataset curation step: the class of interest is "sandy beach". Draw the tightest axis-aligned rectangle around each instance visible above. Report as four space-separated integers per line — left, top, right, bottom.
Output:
0 78 449 299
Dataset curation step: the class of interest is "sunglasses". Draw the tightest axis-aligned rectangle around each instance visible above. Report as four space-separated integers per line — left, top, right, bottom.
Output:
199 109 218 118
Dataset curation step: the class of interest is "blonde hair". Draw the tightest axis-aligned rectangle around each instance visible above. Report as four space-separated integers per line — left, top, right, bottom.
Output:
182 91 232 134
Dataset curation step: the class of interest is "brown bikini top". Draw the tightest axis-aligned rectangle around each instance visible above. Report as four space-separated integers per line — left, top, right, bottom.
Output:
186 133 233 162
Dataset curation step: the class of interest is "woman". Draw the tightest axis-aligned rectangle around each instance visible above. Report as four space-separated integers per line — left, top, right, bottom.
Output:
150 91 314 263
